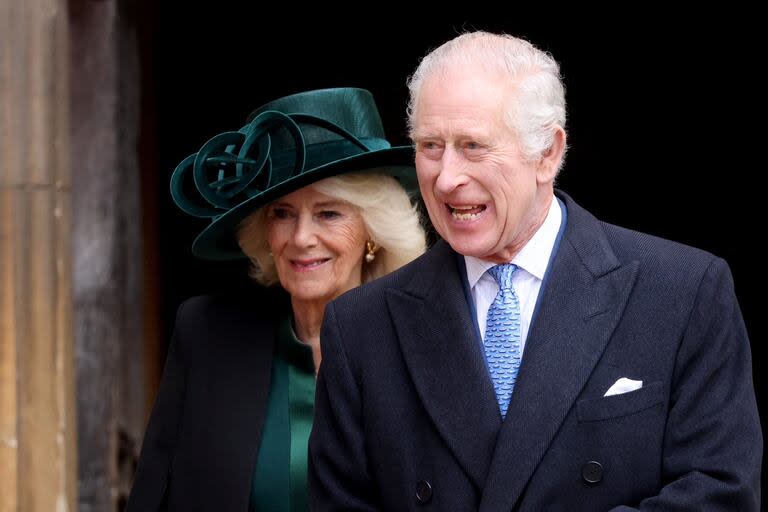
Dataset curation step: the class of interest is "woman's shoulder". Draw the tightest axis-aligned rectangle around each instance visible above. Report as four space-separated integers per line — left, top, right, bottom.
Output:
174 286 288 335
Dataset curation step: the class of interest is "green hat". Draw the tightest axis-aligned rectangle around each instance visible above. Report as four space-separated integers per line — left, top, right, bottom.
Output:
170 88 416 260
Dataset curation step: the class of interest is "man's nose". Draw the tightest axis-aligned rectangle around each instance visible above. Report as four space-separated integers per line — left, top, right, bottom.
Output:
434 148 469 195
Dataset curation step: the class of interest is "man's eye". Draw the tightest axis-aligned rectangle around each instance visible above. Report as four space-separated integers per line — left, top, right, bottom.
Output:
417 141 444 158
464 141 483 151
462 141 489 159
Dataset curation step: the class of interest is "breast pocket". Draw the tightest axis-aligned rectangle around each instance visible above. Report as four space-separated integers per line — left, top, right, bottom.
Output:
577 381 665 422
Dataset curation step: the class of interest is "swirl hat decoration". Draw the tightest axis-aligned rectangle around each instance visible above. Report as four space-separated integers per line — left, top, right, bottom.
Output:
170 88 417 260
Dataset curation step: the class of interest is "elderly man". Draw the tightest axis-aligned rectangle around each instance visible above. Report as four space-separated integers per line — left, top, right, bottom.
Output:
309 31 761 511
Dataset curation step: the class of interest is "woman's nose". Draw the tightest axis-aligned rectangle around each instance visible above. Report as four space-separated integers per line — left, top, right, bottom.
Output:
291 213 318 247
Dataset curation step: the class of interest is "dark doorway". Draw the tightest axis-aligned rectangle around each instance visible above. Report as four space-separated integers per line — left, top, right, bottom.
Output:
143 4 764 499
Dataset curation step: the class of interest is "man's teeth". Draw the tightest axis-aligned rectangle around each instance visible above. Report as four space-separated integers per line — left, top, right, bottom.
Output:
449 204 484 220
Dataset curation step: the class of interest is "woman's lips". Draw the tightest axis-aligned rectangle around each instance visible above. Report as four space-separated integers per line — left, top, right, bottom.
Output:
290 258 331 272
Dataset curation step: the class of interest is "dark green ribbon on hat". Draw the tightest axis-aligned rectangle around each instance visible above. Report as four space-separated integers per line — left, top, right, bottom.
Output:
170 111 391 219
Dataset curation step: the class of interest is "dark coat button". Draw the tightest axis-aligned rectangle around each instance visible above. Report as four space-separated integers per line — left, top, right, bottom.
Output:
415 480 432 504
582 460 603 483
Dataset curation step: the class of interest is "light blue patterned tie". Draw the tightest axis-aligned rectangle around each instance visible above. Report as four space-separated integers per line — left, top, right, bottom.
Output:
484 263 522 418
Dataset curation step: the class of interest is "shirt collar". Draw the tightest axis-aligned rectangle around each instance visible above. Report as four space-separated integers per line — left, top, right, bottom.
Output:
464 197 562 288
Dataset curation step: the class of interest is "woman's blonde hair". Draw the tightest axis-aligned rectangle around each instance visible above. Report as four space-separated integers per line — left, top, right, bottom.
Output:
237 172 426 287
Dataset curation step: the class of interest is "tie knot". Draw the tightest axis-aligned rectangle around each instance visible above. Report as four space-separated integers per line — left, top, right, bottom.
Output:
488 263 518 290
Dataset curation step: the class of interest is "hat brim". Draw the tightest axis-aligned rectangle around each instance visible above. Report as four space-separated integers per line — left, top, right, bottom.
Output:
190 145 417 260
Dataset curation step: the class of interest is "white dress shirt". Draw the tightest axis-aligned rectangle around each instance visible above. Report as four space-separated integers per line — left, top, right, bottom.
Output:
464 197 562 353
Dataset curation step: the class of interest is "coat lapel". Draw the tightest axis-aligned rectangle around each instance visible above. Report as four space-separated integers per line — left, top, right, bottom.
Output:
386 241 501 489
173 294 277 510
480 193 639 510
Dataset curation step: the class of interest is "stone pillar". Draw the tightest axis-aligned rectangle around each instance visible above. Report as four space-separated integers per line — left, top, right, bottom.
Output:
69 0 146 509
0 0 78 511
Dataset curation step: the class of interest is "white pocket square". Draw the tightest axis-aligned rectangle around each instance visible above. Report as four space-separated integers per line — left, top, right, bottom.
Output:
603 377 643 397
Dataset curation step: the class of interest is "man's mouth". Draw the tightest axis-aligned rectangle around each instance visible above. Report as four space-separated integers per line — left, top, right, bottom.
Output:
448 204 487 221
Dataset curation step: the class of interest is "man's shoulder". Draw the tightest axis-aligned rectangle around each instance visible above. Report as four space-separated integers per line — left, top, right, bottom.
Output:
559 190 719 275
600 220 717 270
331 241 453 315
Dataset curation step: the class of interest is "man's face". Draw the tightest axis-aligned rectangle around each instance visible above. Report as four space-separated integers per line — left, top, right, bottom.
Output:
412 68 557 263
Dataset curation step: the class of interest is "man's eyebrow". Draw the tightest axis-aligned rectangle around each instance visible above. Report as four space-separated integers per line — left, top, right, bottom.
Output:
410 131 438 140
412 130 493 142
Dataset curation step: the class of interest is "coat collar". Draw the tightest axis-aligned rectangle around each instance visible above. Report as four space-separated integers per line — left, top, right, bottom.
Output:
386 239 501 489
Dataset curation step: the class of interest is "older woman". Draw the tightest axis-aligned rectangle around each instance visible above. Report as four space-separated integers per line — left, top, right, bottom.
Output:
126 88 426 511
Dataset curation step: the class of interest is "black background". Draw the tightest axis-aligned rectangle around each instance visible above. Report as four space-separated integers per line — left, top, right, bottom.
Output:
146 4 764 488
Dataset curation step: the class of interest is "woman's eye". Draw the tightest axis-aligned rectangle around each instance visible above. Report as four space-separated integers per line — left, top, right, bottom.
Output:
270 208 291 219
317 210 341 220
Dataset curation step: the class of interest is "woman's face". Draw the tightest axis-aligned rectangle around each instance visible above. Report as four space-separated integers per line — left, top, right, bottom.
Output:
266 184 368 305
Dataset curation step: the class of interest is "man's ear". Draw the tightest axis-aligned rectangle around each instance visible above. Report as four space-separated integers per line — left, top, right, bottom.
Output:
536 126 566 184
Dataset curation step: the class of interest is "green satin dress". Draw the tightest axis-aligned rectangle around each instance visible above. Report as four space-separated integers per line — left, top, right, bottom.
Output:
249 314 315 512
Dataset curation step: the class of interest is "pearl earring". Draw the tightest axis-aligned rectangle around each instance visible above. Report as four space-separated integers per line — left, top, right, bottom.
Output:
365 241 377 263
